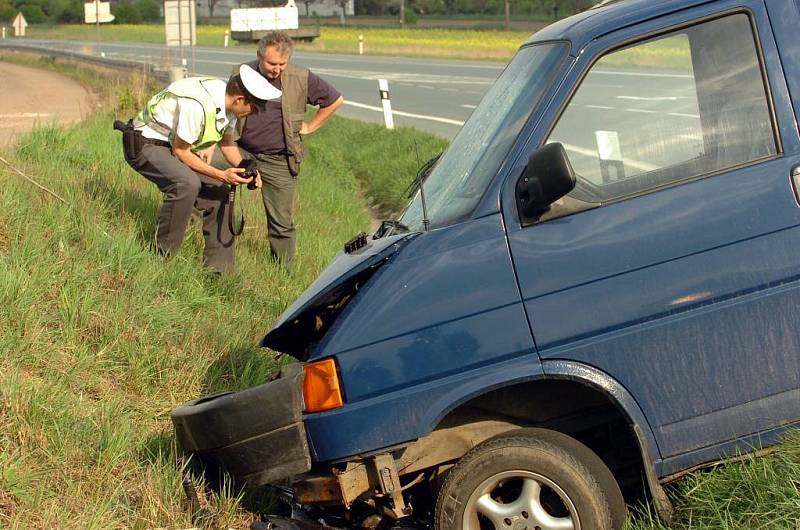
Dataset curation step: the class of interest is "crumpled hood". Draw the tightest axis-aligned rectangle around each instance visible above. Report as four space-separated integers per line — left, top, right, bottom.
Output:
261 233 415 359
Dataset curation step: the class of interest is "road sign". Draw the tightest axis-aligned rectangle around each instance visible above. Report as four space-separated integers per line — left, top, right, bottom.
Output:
12 12 27 37
165 0 196 47
84 1 115 23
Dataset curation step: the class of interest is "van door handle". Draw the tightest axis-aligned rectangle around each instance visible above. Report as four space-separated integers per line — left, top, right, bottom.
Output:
792 166 800 205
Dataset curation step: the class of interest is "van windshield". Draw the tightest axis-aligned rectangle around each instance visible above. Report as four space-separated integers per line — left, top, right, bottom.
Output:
399 42 569 231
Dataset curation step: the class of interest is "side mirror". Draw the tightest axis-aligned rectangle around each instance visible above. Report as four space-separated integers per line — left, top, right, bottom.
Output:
515 142 576 226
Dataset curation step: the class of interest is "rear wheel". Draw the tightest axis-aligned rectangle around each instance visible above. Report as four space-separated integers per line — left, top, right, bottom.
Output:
434 428 626 530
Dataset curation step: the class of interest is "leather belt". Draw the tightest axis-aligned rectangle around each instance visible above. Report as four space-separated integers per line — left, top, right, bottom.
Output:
140 135 171 148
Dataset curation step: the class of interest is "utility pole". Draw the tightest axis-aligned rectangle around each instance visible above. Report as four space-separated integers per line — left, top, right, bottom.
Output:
399 0 405 29
504 0 510 31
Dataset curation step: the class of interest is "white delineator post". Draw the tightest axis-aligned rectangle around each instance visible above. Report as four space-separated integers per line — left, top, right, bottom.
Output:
224 30 229 47
595 130 625 183
2 27 6 39
378 79 394 130
358 34 363 55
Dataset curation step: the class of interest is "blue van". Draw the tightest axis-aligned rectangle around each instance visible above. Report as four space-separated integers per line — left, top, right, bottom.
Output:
172 1 800 528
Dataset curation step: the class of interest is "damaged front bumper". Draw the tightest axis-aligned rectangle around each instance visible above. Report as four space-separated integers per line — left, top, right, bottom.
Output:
170 363 311 487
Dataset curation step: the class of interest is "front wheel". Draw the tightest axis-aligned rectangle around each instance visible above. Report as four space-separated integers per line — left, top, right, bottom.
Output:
434 428 626 530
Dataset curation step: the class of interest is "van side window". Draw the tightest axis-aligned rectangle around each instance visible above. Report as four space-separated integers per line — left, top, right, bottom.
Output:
547 14 777 202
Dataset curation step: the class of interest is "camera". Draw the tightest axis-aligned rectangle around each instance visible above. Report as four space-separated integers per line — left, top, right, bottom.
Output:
237 159 259 190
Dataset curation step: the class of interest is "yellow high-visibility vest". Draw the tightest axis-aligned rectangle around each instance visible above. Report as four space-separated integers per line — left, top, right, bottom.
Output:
139 77 226 150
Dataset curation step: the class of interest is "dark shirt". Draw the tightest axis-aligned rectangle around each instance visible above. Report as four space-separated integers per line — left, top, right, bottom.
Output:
238 69 341 155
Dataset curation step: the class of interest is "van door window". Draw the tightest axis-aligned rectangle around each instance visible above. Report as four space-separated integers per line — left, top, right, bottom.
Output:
547 13 777 203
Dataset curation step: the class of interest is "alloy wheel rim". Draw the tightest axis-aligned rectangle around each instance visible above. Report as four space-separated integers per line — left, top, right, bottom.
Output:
462 470 579 530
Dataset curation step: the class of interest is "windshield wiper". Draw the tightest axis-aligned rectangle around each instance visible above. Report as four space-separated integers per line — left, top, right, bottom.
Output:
405 152 442 198
403 152 442 232
374 219 410 239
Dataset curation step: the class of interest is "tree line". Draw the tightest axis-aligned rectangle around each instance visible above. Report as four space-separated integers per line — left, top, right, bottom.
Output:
0 0 160 23
357 0 592 17
1 0 594 25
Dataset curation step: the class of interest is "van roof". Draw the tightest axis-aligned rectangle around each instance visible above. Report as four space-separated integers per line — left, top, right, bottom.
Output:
526 0 716 53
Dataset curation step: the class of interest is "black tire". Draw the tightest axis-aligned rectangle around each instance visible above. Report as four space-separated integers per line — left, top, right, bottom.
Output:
434 428 626 530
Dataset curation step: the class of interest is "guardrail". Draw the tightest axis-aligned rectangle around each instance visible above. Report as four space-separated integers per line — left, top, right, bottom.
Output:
0 42 170 83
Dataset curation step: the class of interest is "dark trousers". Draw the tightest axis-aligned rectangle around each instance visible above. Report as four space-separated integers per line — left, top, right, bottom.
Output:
211 148 297 268
124 143 235 272
252 152 297 268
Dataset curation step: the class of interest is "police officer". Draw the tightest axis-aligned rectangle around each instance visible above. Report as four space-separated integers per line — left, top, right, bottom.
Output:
122 65 281 272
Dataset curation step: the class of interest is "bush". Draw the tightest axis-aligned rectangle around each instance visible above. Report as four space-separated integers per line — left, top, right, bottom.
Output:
56 0 83 22
0 4 15 22
113 1 141 24
135 0 160 22
404 7 418 25
18 3 46 22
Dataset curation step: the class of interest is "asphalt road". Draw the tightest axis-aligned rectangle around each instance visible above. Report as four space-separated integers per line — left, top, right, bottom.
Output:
1 39 504 139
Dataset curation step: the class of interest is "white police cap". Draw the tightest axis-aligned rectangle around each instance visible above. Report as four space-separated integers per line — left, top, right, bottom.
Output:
239 64 281 101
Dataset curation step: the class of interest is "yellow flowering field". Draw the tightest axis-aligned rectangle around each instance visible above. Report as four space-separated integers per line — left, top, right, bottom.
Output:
296 27 529 60
26 24 529 60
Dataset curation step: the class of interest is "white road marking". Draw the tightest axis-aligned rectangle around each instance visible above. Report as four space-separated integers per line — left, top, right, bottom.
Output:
582 105 699 120
312 67 494 85
561 142 658 172
461 104 477 109
593 69 693 79
616 95 683 101
344 100 465 126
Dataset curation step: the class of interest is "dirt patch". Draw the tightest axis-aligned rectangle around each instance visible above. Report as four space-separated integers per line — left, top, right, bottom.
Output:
0 219 9 255
0 487 18 523
0 61 94 147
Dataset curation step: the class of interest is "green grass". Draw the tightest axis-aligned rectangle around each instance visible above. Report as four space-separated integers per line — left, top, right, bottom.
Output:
319 118 449 216
0 57 443 526
27 23 231 47
0 112 372 527
1 56 799 529
626 434 800 530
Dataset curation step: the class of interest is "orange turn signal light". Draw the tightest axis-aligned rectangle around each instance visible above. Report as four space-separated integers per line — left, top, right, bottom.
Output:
303 358 344 413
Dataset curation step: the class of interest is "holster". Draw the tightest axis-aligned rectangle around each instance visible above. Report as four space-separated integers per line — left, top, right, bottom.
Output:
115 119 143 161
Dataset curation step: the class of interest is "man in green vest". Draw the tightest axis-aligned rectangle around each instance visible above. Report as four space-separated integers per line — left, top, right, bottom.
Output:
237 31 344 269
122 66 281 272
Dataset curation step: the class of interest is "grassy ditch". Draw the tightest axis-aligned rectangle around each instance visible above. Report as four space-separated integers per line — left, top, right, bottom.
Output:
0 58 442 527
0 57 798 529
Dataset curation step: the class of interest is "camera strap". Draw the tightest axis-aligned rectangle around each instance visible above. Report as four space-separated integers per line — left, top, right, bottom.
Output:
228 185 246 236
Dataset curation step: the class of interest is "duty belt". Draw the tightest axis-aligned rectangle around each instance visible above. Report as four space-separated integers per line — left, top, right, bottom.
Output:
140 135 171 149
